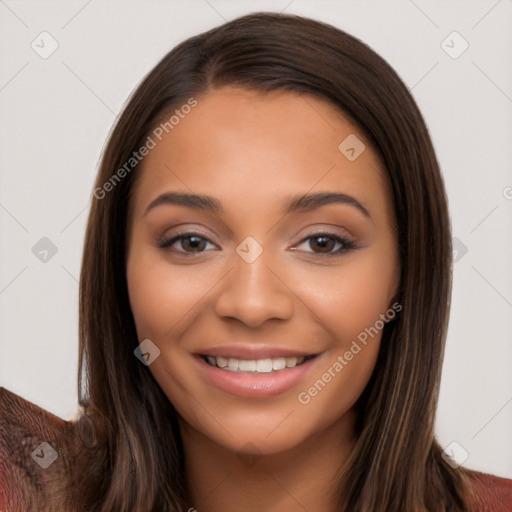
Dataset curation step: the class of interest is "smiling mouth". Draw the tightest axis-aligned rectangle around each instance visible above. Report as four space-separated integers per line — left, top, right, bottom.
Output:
200 354 318 373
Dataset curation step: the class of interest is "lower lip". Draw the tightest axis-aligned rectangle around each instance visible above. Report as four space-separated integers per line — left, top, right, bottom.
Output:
194 356 318 398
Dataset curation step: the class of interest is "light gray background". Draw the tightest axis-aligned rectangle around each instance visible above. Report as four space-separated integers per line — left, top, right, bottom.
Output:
0 0 511 478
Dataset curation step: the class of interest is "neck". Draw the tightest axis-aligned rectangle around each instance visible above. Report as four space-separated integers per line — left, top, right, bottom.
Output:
180 409 358 512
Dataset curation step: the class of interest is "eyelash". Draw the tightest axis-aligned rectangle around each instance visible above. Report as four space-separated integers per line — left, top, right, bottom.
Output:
158 231 357 257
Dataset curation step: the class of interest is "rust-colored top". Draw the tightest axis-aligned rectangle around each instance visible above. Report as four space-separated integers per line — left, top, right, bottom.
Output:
1 387 511 511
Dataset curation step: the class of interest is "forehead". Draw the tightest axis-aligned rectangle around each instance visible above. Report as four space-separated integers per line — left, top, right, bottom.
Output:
132 86 392 222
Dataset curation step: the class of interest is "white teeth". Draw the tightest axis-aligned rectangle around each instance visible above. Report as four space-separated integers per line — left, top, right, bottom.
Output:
256 359 272 373
216 356 228 368
205 355 308 373
272 357 286 370
285 357 297 368
239 359 256 372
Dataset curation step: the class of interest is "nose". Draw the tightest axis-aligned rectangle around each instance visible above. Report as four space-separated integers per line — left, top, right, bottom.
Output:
214 251 295 328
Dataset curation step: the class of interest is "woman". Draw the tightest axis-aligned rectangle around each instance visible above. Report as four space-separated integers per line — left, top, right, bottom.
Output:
1 11 511 512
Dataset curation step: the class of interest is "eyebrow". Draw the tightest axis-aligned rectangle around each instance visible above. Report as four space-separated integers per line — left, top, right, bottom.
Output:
143 191 371 219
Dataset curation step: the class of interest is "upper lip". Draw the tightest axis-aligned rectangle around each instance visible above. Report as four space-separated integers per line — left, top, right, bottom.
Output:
195 345 318 359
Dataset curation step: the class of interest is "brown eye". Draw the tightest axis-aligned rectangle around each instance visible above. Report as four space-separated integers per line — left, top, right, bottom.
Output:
309 235 336 253
181 235 207 252
158 232 216 254
294 232 356 257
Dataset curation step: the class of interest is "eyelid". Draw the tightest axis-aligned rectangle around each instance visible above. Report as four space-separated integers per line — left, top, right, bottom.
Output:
158 229 357 259
158 230 219 252
291 230 357 256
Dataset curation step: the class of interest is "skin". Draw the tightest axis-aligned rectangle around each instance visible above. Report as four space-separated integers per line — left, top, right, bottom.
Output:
126 86 400 512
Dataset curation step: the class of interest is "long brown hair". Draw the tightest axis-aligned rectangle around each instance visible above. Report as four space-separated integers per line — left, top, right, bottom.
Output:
74 11 477 511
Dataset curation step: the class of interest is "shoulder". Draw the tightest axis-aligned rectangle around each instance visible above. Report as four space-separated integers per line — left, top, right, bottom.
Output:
468 470 512 511
0 387 82 511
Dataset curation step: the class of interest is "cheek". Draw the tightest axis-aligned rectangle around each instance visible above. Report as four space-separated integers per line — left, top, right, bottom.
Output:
126 248 218 339
291 253 396 346
292 292 389 431
289 253 395 408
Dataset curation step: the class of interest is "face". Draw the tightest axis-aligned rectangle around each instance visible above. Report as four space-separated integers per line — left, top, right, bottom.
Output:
126 86 400 457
